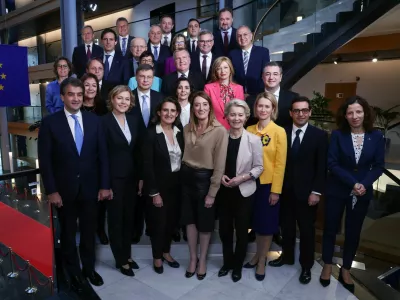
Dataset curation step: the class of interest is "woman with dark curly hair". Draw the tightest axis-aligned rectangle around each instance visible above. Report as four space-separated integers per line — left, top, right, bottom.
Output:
81 73 107 115
319 96 385 293
45 56 73 114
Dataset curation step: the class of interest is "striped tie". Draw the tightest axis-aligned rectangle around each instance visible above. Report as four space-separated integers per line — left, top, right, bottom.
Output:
243 51 249 74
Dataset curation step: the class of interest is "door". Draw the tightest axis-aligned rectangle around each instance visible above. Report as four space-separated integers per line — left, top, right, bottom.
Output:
325 82 357 115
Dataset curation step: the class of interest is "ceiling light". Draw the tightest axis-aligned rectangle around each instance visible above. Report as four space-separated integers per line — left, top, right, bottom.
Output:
372 53 378 63
89 4 97 11
333 56 341 64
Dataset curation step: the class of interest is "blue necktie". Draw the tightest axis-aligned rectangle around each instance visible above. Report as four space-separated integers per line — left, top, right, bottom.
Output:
71 114 83 155
291 129 302 157
153 46 158 61
142 95 150 127
104 54 110 80
122 37 127 56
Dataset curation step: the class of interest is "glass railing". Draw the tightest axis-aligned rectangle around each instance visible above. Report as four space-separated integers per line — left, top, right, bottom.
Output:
7 106 42 123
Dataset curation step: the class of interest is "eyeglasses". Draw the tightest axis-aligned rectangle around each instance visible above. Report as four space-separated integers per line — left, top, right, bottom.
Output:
175 41 185 45
57 65 69 69
140 59 153 64
131 45 146 49
199 40 213 44
291 108 310 115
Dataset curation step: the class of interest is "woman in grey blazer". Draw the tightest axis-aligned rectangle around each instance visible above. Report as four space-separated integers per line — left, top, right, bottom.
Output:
217 99 264 282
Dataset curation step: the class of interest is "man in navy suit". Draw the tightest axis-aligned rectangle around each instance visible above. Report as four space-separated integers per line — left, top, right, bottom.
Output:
38 78 111 296
160 15 174 47
115 17 135 59
128 37 148 78
229 25 270 95
147 25 172 78
190 30 218 83
268 96 328 285
213 8 240 57
72 25 103 78
101 28 130 87
186 18 200 55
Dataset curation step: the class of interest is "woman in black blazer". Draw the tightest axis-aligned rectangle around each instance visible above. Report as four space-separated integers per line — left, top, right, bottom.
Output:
102 85 145 277
143 97 184 274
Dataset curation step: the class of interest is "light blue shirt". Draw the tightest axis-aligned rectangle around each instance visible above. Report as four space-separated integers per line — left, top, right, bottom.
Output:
128 76 162 92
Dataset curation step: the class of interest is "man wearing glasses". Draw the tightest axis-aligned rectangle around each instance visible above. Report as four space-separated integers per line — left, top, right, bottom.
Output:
129 37 148 76
269 96 328 285
190 30 218 82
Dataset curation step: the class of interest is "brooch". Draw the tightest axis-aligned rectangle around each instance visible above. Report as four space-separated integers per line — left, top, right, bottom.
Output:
261 134 271 146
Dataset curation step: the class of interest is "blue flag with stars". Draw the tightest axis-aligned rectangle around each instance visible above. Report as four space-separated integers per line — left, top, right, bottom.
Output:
0 45 30 107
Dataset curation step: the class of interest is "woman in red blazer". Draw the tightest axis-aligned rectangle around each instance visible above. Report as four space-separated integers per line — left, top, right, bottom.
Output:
204 56 245 129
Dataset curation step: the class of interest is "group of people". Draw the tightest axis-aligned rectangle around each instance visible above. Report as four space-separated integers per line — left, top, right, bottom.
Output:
38 7 385 298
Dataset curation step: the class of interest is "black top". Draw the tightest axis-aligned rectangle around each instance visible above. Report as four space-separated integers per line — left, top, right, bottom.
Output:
225 136 241 179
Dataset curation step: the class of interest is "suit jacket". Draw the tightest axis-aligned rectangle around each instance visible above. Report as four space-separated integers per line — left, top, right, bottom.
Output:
190 52 218 83
38 110 110 201
282 124 328 201
101 111 144 180
129 89 163 129
245 88 298 128
72 43 103 78
213 28 240 57
229 46 270 95
204 82 245 129
103 52 131 86
143 125 184 196
161 70 205 97
186 39 199 55
229 129 264 197
326 129 385 200
115 35 135 59
147 43 172 78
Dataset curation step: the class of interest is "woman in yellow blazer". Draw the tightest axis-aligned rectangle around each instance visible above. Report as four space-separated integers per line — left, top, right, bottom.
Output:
244 91 287 281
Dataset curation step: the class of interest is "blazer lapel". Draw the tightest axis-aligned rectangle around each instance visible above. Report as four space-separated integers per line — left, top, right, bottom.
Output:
236 130 247 174
344 132 357 165
297 125 312 158
156 132 170 163
126 115 136 148
110 113 130 145
358 132 371 165
213 83 225 113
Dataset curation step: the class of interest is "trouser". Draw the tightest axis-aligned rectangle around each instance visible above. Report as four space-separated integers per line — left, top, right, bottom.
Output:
281 191 317 269
132 190 145 239
218 186 253 270
97 201 107 233
322 194 370 270
107 176 135 266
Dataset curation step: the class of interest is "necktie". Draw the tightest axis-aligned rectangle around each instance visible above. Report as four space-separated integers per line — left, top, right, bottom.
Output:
192 40 196 52
122 37 127 56
133 59 138 73
104 55 110 80
141 95 150 127
291 129 302 157
86 45 91 59
201 54 208 80
153 46 159 61
163 36 168 46
71 114 83 155
223 31 229 54
243 51 249 74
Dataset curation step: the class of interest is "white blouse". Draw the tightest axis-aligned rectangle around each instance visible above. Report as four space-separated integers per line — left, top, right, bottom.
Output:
156 124 182 172
350 133 364 209
180 102 191 128
113 113 132 144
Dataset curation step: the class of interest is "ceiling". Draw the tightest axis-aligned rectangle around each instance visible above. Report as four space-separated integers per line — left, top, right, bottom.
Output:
358 4 400 37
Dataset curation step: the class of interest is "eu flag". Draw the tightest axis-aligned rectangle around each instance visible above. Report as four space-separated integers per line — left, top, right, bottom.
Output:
0 45 30 107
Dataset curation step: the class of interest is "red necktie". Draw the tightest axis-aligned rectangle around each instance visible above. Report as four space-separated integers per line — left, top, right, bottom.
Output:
223 31 229 54
86 45 92 59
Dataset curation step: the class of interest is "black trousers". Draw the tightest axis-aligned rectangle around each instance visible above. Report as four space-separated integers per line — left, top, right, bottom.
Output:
146 172 180 259
218 186 253 270
132 188 146 239
281 191 317 269
322 194 370 270
57 190 97 276
97 201 107 233
107 176 135 266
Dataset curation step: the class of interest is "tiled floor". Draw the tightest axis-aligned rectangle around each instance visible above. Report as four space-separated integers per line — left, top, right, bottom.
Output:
91 244 358 300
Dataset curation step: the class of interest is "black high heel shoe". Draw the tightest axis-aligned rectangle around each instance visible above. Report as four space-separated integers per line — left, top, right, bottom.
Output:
243 261 258 269
162 256 180 268
185 258 199 278
255 261 267 281
197 272 206 280
319 276 331 287
338 267 355 294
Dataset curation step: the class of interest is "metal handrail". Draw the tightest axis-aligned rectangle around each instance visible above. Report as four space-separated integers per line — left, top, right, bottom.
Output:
383 169 400 186
253 0 282 41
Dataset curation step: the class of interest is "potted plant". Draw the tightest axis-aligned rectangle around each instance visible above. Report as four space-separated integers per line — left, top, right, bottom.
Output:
371 105 400 149
309 91 334 130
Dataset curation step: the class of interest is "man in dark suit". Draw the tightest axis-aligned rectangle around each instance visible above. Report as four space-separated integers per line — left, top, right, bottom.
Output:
160 14 174 47
269 96 328 285
229 25 270 95
101 28 131 87
129 64 163 243
115 17 135 59
246 62 298 128
38 78 111 296
190 30 218 83
128 37 148 78
186 18 200 55
213 8 240 57
162 49 205 97
72 25 103 78
147 25 172 78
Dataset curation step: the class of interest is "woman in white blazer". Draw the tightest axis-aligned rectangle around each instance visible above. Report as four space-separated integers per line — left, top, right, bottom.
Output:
217 99 263 283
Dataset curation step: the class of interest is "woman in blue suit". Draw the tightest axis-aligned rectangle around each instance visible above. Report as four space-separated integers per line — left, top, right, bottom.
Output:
320 96 385 293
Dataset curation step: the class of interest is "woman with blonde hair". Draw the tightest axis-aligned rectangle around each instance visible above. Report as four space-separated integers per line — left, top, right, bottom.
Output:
244 91 287 281
204 56 245 129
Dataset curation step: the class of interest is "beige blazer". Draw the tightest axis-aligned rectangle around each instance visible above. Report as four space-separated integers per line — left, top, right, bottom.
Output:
230 129 264 197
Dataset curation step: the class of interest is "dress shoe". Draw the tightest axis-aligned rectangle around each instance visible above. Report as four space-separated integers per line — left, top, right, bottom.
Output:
231 269 242 282
339 268 355 294
197 272 206 280
70 275 86 294
185 258 199 278
82 270 103 286
299 268 311 284
153 264 164 274
162 256 180 268
272 233 283 246
97 231 109 245
248 230 256 243
268 255 294 267
319 276 331 287
218 265 231 277
128 259 140 269
119 266 134 277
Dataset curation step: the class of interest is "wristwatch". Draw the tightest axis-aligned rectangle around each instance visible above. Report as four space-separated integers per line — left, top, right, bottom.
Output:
249 172 256 181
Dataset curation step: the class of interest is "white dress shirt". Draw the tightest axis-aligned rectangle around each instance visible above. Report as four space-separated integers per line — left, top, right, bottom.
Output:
99 80 102 89
199 52 212 79
156 124 182 172
119 35 130 54
189 38 198 51
291 122 308 145
162 33 172 47
221 27 233 43
85 42 93 54
64 108 84 141
177 70 190 78
266 86 281 102
103 50 115 69
180 102 191 127
112 112 132 144
137 89 151 114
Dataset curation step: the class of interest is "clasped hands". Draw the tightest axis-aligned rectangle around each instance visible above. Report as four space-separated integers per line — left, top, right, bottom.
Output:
221 175 244 188
352 183 366 196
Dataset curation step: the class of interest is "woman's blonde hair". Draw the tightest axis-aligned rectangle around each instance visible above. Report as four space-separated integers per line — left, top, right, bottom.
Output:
210 56 235 83
253 91 278 121
106 85 135 112
188 91 216 131
224 99 250 120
